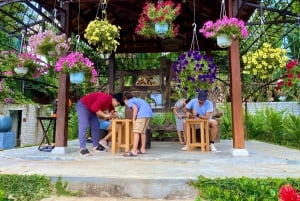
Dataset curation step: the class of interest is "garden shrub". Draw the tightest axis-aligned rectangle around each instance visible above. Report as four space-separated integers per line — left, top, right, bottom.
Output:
191 176 300 201
0 174 52 201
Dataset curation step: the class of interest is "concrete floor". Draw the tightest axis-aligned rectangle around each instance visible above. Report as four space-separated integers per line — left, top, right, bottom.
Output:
1 140 300 199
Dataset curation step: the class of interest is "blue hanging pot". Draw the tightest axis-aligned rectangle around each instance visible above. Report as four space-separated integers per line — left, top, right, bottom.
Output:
0 115 12 132
70 72 85 84
154 23 169 35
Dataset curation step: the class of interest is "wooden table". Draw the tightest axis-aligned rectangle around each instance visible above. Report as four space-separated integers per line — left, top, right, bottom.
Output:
37 116 56 150
111 119 133 154
184 119 210 152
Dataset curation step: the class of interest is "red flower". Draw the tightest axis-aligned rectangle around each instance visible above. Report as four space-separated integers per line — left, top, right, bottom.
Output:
288 73 294 79
286 59 298 71
279 184 300 201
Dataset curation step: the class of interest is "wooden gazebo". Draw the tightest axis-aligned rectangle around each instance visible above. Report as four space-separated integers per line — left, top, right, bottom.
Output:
1 0 263 155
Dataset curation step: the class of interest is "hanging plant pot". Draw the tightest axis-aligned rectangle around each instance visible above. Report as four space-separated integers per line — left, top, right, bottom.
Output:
0 115 12 132
217 34 232 48
14 67 28 75
155 23 169 35
70 72 85 84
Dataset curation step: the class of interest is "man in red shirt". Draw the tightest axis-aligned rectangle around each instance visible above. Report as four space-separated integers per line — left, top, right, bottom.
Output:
76 92 124 155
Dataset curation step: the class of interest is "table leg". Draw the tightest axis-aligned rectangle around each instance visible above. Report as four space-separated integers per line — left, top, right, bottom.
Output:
111 120 117 154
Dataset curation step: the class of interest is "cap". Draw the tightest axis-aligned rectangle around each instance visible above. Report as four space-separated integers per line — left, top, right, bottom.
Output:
113 93 125 106
198 90 208 101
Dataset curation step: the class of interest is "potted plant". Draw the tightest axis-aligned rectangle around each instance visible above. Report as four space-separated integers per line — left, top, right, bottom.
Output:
172 50 218 98
16 52 49 78
199 16 248 48
84 18 121 54
28 30 71 58
242 43 288 80
54 52 98 84
276 59 300 100
135 0 181 39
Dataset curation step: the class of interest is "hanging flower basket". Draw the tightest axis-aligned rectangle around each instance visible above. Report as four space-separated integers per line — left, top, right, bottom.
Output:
242 43 288 79
276 59 300 100
84 18 121 54
173 50 218 97
54 52 98 83
28 30 71 58
135 0 181 39
199 16 248 47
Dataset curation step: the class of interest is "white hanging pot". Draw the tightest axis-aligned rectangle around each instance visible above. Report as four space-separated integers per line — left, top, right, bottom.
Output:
154 23 169 35
14 67 29 75
70 72 85 84
217 34 232 48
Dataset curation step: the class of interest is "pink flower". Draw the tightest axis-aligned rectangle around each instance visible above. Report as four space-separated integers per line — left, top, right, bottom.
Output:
199 16 248 40
54 52 98 83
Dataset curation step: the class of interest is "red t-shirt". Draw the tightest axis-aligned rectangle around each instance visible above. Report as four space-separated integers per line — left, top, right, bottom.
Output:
80 92 113 113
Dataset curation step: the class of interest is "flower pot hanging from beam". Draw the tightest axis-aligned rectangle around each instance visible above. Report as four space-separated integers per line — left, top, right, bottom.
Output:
155 23 169 35
14 67 29 75
70 72 85 84
216 34 232 48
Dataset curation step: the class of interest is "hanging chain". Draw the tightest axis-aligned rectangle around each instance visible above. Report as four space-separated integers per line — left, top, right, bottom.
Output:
190 23 199 51
258 1 269 43
101 0 107 20
95 0 107 19
190 0 199 51
19 30 25 53
220 0 226 19
75 0 81 52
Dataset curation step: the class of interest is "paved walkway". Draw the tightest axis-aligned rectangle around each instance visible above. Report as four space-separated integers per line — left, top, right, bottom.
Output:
1 140 300 199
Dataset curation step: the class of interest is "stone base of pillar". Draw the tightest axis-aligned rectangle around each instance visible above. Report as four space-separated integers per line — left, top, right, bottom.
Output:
231 148 249 156
51 146 73 154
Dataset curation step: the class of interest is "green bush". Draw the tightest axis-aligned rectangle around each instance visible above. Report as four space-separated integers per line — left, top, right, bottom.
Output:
191 176 300 201
0 174 52 201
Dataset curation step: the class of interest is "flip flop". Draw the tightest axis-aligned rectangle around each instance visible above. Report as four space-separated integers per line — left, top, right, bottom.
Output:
137 150 145 154
123 151 137 157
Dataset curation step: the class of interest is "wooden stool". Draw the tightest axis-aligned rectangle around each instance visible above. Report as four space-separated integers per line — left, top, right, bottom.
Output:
184 119 210 152
111 119 133 154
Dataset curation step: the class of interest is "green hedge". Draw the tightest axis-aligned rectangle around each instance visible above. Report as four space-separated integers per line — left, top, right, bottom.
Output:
191 176 300 201
0 174 52 201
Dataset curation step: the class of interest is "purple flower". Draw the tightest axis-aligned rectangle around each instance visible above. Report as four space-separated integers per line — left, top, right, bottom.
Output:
173 50 218 97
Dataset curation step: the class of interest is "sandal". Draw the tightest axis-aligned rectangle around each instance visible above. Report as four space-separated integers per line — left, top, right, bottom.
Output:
123 151 137 157
137 150 145 154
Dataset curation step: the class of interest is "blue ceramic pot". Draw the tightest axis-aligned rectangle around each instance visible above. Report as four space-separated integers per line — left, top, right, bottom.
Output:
70 72 85 84
0 115 12 132
155 23 168 35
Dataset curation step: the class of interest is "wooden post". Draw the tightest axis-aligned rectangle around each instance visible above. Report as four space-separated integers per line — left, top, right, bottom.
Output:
228 0 247 152
109 53 115 93
54 2 71 150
